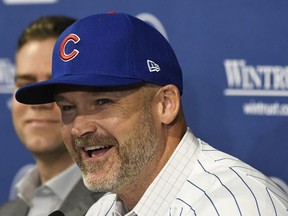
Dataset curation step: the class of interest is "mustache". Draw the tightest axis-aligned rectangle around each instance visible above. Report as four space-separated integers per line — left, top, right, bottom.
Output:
73 133 119 149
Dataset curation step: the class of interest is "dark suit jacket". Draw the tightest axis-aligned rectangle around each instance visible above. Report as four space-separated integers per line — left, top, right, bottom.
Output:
0 179 104 216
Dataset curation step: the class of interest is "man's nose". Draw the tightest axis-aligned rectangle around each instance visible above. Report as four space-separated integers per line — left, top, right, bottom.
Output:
71 115 98 138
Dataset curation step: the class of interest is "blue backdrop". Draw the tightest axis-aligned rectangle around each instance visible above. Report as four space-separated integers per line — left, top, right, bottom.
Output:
1 0 287 204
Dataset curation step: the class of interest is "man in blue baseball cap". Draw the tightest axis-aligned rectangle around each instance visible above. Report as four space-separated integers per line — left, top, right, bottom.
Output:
16 13 288 215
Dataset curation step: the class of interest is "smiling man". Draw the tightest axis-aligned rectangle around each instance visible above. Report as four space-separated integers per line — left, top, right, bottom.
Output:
0 16 103 216
15 13 288 215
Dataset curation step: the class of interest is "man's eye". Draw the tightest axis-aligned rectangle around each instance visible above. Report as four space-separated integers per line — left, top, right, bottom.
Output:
60 105 75 112
97 99 111 105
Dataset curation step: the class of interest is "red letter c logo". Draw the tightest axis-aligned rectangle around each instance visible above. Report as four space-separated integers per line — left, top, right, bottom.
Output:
60 34 80 62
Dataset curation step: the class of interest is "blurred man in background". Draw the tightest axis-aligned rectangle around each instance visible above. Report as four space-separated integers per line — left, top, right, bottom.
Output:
0 16 103 216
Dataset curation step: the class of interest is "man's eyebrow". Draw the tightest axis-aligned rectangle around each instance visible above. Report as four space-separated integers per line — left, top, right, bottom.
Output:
54 95 65 102
14 74 36 81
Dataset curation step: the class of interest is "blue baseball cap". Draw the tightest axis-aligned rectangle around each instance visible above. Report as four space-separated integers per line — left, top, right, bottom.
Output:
16 12 183 104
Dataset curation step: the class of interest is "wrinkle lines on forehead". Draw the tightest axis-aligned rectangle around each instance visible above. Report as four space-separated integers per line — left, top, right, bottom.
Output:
54 85 144 100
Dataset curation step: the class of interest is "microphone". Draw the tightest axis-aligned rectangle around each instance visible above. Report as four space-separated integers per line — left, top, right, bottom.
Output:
48 210 65 216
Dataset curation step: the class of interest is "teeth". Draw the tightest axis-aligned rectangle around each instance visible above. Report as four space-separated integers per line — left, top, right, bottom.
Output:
84 146 109 151
84 145 111 157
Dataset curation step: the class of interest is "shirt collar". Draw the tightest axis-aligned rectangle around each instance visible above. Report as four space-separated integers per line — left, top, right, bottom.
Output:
45 163 81 200
16 163 81 206
16 165 39 206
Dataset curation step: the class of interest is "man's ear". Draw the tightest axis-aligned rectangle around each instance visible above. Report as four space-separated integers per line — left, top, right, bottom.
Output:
155 84 180 125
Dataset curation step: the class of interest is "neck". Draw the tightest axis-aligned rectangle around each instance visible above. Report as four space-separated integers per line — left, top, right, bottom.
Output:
118 127 186 210
117 167 157 210
35 152 74 184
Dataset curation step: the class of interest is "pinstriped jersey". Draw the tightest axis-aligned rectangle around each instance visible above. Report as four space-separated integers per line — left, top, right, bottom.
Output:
85 128 288 216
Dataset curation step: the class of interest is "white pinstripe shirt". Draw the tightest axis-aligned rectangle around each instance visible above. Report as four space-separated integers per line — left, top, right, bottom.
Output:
86 128 288 216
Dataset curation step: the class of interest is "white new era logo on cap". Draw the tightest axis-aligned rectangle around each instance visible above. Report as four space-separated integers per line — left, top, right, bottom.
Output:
147 60 160 72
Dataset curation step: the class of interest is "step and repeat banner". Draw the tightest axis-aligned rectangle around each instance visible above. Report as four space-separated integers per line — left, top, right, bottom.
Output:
1 0 287 203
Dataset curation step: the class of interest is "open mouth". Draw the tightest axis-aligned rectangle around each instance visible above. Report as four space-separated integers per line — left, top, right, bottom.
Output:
83 146 113 157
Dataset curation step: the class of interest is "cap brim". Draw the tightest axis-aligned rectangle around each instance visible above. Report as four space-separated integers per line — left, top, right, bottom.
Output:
15 74 143 104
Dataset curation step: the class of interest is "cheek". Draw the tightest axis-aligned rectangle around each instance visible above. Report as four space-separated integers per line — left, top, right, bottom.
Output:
100 114 127 133
60 125 74 150
105 118 139 147
11 98 26 124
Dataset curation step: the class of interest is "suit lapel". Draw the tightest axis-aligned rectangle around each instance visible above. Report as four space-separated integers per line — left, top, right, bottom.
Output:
59 179 104 216
0 198 29 216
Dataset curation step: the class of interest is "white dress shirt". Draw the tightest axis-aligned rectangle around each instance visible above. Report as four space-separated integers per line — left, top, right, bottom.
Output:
86 128 288 216
16 163 81 216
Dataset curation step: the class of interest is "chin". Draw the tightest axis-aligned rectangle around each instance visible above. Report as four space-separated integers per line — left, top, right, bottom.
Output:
83 174 116 193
